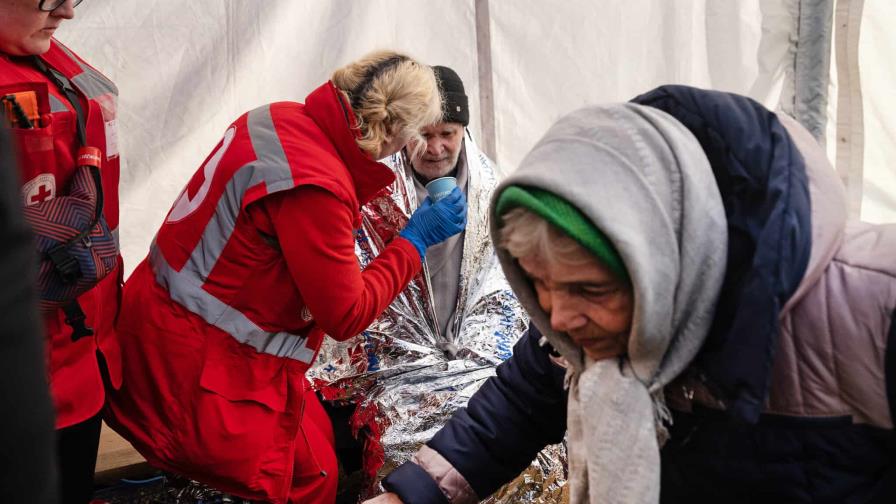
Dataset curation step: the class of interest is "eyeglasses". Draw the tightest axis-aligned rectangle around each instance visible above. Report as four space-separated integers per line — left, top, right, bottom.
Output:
38 0 84 12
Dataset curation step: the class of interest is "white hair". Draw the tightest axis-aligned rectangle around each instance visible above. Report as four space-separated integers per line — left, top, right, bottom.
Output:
498 207 595 266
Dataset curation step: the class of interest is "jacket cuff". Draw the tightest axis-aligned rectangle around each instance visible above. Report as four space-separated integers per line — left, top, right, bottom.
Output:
413 445 478 504
394 234 425 262
383 461 450 504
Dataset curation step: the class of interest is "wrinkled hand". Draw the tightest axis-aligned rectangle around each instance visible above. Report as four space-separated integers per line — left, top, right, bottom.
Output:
399 187 467 259
362 492 404 504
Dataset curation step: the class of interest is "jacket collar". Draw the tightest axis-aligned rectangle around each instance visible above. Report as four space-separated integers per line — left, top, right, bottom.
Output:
304 81 395 206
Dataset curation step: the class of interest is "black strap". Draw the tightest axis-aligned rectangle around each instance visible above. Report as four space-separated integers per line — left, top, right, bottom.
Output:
32 57 101 341
62 302 94 341
32 57 87 147
31 56 104 234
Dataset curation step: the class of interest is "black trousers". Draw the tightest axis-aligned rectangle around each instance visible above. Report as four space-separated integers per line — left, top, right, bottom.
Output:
56 413 102 504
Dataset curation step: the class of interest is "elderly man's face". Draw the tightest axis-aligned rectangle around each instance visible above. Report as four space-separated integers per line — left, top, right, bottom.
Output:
408 122 464 182
0 0 75 56
518 249 633 362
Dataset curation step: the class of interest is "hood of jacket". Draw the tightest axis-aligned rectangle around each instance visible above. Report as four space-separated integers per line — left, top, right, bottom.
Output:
489 102 729 392
631 85 814 423
775 113 847 313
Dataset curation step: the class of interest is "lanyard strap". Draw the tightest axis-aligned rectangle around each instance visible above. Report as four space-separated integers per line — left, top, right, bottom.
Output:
30 56 103 225
32 56 88 147
30 57 104 341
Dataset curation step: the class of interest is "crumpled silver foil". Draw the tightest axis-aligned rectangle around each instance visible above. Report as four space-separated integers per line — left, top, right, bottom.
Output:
310 134 567 503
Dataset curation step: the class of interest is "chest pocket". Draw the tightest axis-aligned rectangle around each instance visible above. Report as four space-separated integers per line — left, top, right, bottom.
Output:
2 81 76 201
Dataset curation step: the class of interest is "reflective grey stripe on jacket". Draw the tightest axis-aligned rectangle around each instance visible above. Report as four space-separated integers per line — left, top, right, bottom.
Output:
48 94 69 113
149 104 315 363
55 43 118 98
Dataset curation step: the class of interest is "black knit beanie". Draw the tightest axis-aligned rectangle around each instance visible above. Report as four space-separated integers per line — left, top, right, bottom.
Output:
433 66 469 126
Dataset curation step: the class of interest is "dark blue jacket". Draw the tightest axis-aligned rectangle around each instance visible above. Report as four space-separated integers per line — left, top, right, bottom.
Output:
383 86 896 503
385 323 896 503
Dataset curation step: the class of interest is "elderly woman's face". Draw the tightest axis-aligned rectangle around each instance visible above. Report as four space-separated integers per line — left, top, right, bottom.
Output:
518 249 633 362
0 0 74 56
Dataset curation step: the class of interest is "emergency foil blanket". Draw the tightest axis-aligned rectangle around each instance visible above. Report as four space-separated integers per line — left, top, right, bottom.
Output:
310 134 567 503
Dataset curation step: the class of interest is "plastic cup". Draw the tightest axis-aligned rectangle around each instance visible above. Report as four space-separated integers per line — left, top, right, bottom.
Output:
425 176 457 202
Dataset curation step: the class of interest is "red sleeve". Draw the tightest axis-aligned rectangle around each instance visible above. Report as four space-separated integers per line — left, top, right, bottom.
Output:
260 186 421 340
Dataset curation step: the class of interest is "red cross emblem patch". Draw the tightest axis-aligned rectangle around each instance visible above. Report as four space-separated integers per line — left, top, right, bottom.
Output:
21 173 56 206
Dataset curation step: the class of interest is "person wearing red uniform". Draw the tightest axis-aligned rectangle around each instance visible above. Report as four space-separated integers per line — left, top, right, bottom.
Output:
0 1 122 502
106 51 466 503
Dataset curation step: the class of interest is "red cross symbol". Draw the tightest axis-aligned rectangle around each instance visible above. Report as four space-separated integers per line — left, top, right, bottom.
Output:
30 184 53 204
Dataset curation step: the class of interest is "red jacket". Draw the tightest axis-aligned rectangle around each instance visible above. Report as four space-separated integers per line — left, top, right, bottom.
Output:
106 82 421 502
0 41 122 429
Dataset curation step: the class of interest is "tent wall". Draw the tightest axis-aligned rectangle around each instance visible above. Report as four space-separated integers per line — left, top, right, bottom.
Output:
54 0 895 276
488 0 770 169
858 0 896 223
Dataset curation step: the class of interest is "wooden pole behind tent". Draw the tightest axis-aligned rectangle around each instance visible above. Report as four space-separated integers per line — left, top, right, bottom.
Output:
475 0 498 163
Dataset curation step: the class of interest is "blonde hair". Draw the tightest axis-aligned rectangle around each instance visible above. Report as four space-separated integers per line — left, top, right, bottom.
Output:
498 207 596 267
331 50 442 158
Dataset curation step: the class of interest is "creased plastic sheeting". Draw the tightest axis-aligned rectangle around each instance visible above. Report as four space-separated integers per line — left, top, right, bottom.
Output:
310 136 565 502
56 0 481 278
488 0 772 170
487 0 894 221
858 0 896 223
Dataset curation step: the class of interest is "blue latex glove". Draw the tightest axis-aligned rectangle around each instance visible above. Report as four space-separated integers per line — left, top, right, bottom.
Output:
399 187 467 260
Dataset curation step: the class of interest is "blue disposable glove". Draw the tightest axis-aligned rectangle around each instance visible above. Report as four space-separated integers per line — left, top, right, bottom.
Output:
399 187 467 260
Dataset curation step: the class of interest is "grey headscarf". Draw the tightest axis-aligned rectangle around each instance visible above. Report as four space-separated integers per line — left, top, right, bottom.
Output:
490 103 728 503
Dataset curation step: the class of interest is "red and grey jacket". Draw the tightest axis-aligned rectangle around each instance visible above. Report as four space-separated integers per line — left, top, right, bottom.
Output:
148 81 421 367
0 40 122 429
106 82 421 502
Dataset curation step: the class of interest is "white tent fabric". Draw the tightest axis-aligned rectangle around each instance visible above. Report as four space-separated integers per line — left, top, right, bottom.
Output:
489 0 769 168
859 0 896 223
55 0 894 277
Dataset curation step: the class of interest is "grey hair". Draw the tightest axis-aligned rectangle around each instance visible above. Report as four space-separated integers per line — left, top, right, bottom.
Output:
498 207 595 266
